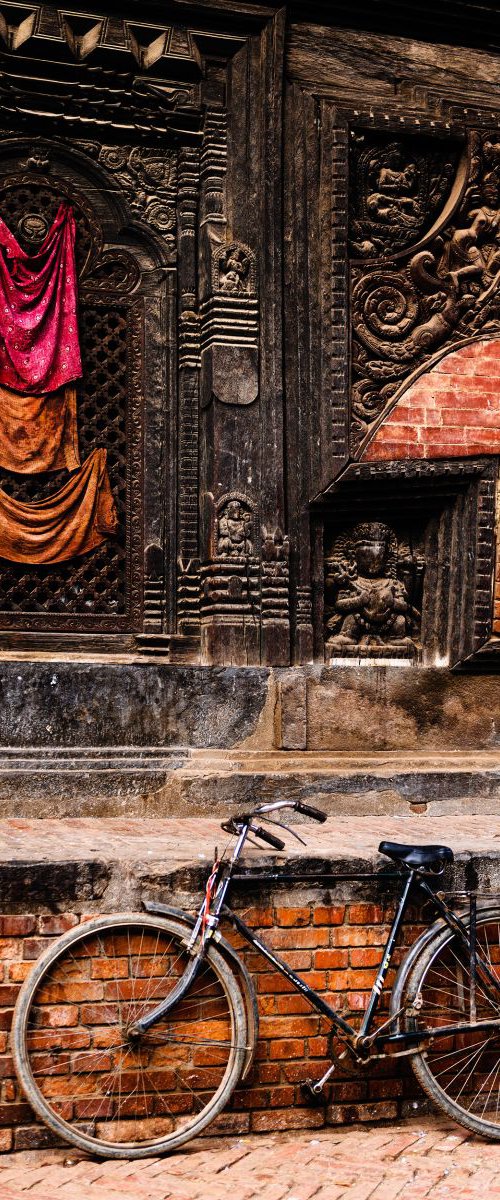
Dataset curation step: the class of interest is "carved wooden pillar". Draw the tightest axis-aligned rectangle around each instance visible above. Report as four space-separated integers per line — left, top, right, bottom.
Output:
199 10 289 665
176 146 201 646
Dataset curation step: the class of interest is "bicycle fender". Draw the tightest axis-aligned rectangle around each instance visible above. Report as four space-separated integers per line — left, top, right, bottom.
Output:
389 919 446 1032
143 901 259 1080
389 902 500 1032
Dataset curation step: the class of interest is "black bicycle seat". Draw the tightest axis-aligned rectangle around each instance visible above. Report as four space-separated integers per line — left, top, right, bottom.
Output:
379 841 454 869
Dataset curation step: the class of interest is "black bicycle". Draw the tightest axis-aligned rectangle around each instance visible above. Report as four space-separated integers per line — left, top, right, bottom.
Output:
11 800 500 1157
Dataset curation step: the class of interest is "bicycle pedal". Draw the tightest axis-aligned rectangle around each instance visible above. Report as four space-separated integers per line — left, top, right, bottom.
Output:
300 1080 326 1105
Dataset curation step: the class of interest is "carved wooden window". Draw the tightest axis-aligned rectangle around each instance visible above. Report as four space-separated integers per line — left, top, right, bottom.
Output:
0 171 143 634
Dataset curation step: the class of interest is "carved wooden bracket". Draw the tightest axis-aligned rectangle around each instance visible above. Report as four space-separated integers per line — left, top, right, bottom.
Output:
200 241 259 407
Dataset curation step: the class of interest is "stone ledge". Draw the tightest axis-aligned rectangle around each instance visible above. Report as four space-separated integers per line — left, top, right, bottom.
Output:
1 815 500 911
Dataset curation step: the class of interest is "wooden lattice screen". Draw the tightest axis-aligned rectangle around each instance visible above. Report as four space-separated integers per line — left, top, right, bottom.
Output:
0 175 142 633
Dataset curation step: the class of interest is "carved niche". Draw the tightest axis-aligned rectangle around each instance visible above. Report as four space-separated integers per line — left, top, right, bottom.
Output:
200 241 259 407
217 496 254 557
200 493 259 626
324 520 422 658
350 130 500 451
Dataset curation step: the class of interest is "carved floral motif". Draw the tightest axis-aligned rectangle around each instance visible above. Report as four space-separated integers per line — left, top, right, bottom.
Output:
324 521 421 655
80 143 177 247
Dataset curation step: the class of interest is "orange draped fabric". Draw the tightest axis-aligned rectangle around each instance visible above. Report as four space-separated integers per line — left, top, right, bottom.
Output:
0 383 80 474
0 448 118 563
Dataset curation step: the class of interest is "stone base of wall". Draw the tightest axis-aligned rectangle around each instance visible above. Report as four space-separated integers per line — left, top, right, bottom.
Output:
0 815 498 1151
2 662 500 818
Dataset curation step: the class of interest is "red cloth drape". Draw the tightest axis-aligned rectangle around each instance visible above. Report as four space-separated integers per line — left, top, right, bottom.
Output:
0 448 118 563
0 204 82 394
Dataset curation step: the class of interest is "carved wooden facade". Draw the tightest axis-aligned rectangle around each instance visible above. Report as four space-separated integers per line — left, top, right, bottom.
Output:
0 1 499 670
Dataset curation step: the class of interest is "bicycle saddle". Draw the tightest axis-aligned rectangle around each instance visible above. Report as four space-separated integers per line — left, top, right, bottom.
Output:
379 841 454 869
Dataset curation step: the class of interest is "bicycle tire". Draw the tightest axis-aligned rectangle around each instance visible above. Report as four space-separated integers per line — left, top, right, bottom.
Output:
11 912 249 1159
405 905 500 1139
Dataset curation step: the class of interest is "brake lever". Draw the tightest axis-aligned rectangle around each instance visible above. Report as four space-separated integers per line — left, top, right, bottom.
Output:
259 816 307 846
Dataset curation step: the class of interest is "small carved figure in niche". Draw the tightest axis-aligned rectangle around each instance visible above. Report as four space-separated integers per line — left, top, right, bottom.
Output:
217 500 253 557
262 526 290 564
218 245 251 294
325 522 419 652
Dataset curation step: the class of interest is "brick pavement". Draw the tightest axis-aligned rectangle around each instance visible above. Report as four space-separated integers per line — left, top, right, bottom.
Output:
0 1117 498 1200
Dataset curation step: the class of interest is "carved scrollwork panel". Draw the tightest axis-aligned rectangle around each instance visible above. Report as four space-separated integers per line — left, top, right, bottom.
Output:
350 130 500 450
84 250 141 293
81 142 177 255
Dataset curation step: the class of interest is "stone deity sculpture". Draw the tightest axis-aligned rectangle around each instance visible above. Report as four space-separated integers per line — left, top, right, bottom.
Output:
325 521 418 652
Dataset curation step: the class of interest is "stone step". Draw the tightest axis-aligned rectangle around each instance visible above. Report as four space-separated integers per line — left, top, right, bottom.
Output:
0 747 499 818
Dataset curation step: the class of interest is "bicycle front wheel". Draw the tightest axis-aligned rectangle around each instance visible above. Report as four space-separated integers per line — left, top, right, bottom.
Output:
406 906 500 1139
11 913 248 1158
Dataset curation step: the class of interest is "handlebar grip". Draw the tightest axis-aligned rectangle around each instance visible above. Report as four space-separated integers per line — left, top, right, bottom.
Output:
295 802 327 823
252 824 286 851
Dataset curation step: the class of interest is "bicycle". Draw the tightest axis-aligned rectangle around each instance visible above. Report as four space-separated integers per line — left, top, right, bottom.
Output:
10 799 500 1158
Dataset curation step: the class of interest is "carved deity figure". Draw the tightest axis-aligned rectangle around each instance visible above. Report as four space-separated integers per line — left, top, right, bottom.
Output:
217 500 253 557
218 245 251 294
442 207 500 295
483 140 500 209
325 522 417 651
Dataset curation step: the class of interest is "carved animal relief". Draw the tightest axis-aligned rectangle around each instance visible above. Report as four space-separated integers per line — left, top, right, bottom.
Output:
349 133 459 259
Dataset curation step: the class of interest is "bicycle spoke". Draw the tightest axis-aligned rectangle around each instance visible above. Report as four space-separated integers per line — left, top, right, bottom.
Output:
410 912 500 1135
14 917 246 1155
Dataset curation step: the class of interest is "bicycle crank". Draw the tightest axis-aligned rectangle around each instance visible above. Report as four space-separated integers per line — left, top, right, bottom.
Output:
300 1061 337 1104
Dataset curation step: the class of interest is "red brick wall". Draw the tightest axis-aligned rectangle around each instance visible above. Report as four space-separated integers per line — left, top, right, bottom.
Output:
0 900 428 1150
494 484 500 635
362 337 500 462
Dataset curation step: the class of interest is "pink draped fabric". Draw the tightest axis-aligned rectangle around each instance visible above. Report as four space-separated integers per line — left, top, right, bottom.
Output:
0 204 82 394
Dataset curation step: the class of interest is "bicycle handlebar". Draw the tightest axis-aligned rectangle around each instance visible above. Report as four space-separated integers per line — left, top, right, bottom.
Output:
220 801 327 849
295 802 327 823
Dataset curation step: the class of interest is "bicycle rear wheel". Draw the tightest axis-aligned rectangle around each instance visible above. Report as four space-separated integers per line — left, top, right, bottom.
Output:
406 907 500 1139
11 913 248 1158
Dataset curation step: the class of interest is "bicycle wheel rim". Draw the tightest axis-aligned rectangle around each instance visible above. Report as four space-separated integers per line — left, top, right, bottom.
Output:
407 909 500 1138
12 914 248 1157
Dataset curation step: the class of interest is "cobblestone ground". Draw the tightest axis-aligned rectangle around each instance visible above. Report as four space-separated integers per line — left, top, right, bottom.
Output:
0 1117 499 1200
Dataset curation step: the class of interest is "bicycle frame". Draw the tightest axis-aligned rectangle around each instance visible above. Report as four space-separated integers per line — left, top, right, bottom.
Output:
133 818 500 1054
